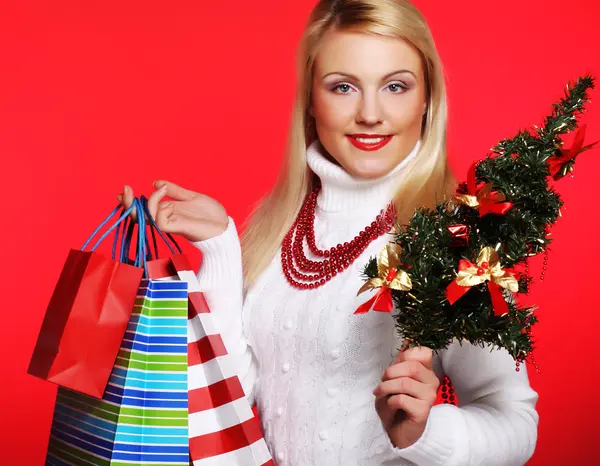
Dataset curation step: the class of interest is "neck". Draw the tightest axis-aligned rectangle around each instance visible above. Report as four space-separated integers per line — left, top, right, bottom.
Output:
306 138 421 213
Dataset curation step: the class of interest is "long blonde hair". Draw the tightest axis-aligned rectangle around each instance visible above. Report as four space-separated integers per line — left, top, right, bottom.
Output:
241 0 454 291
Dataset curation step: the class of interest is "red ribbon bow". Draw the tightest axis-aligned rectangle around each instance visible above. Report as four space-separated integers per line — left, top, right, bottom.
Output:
454 162 513 216
548 125 598 180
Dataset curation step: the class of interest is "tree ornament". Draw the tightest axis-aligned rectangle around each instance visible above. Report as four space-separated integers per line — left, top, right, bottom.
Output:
445 247 519 316
447 224 470 247
548 124 598 180
454 162 513 216
354 245 412 314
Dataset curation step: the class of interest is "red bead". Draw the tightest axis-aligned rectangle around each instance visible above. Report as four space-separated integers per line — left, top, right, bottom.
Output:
477 267 485 275
481 261 489 269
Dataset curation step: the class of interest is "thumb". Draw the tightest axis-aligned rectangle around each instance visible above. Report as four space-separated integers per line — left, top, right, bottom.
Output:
396 340 433 370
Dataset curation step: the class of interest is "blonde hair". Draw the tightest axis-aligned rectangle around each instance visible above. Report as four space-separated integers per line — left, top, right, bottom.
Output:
240 0 454 291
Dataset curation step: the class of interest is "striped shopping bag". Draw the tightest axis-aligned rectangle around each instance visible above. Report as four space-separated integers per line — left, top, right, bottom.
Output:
46 278 190 465
147 254 274 466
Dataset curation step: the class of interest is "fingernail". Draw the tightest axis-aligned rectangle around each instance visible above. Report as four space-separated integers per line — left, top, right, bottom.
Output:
372 386 380 396
160 184 167 192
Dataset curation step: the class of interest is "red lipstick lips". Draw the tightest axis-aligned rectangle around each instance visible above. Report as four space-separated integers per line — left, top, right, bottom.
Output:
346 134 393 151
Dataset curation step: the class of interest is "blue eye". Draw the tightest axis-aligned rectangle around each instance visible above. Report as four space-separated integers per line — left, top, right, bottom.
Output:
387 82 407 93
332 83 353 94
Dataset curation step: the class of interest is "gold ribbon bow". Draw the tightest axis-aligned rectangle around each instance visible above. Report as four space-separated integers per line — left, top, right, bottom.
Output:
354 245 412 314
445 247 519 316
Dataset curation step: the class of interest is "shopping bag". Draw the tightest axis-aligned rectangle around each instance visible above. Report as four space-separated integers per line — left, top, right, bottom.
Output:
29 200 145 398
46 277 190 465
148 253 274 466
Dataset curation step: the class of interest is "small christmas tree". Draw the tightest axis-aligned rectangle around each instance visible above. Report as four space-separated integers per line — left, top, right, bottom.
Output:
356 75 597 364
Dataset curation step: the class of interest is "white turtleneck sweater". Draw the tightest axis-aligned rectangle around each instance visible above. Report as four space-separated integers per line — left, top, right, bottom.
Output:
191 139 539 466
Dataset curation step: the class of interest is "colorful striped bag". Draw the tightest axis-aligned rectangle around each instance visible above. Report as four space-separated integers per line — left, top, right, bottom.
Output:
46 278 190 465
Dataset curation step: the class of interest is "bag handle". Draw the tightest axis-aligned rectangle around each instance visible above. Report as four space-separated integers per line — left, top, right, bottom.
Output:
83 195 181 278
111 206 129 261
133 198 149 277
81 201 137 252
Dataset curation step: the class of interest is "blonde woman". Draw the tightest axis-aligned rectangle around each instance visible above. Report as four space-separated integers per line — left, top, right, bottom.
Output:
120 0 539 464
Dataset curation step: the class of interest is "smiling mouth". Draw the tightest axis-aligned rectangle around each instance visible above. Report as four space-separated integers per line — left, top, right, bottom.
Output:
346 134 393 151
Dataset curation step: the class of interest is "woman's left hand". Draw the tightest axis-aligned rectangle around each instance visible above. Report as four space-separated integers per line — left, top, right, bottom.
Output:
373 341 440 449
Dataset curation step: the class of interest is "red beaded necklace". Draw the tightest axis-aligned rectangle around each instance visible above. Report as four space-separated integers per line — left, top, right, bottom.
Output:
281 180 396 289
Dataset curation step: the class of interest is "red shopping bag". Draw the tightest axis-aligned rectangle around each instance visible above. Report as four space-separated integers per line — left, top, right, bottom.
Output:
148 254 274 466
28 202 144 398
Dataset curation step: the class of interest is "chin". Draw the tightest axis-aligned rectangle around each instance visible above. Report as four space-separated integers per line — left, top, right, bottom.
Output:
345 160 395 180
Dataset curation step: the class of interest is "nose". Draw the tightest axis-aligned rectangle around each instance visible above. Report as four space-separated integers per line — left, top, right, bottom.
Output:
356 91 383 125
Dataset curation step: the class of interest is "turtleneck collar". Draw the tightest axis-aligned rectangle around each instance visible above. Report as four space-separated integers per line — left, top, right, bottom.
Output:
306 138 421 213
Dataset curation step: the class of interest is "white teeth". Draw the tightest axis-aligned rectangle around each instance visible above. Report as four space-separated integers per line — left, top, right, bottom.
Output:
354 137 386 144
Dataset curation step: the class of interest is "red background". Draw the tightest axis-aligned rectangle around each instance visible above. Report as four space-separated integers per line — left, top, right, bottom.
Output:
1 0 598 464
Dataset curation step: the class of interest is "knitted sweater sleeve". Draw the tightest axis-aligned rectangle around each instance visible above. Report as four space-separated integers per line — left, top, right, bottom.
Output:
190 216 259 406
382 341 539 465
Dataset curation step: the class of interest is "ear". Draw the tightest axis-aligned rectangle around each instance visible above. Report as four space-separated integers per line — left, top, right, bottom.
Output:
422 101 427 115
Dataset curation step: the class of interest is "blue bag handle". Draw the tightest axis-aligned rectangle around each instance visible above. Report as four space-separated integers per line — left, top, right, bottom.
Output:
120 217 135 264
111 206 129 261
80 197 150 277
82 201 138 252
133 198 149 277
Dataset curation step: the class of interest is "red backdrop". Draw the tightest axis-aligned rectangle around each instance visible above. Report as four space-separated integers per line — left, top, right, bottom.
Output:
1 0 598 464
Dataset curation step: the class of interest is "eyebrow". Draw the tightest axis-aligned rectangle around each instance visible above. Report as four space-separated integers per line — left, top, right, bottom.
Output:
321 69 416 81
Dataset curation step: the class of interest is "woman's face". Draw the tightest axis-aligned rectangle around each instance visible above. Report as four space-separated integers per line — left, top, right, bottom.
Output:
310 29 427 179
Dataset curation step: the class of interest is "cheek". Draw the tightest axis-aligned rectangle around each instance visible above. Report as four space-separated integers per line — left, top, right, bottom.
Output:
385 96 425 130
312 91 355 130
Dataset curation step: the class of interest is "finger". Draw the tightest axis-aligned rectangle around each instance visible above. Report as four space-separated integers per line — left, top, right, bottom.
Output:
374 377 436 405
156 209 224 242
122 185 137 220
146 184 168 221
382 360 439 386
153 180 198 202
386 394 429 423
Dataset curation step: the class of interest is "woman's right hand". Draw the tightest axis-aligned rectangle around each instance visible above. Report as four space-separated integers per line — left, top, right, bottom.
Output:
117 180 229 243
